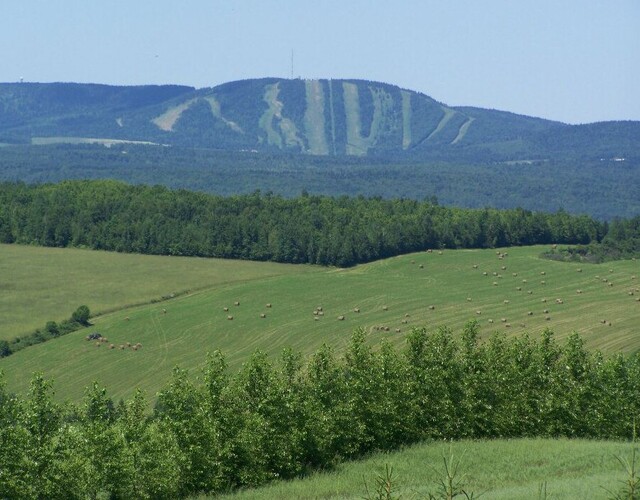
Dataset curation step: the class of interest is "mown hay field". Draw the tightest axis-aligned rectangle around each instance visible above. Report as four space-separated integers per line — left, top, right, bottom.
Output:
1 244 638 403
0 243 319 340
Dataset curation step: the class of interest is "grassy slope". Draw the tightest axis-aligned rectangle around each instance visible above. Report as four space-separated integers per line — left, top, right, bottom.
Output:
213 438 637 499
0 243 319 340
1 245 638 403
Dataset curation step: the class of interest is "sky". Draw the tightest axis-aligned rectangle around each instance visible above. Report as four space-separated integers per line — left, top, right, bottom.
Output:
1 0 638 124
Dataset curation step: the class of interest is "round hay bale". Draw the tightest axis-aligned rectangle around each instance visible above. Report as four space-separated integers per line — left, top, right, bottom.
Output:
405 313 410 317
109 344 115 349
119 345 125 350
516 286 522 291
488 319 494 323
318 311 324 316
337 315 345 321
438 251 443 255
95 342 101 347
545 316 551 321
382 305 388 311
522 279 527 283
223 307 229 312
476 310 482 315
608 322 612 326
234 301 240 306
483 271 488 276
577 268 582 272
527 291 533 295
577 290 583 294
493 282 498 286
227 315 233 320
354 308 360 313
540 271 546 275
503 300 510 304
260 313 266 318
401 319 408 324
501 266 507 270
126 342 131 347
527 311 533 316
266 303 272 308
501 318 507 323
608 282 614 287
314 317 319 321
162 308 166 314
313 310 319 316
419 264 424 269
132 345 138 351
317 306 323 311
541 298 547 302
473 264 478 269
428 305 435 310
467 297 472 302
505 323 511 328
493 272 498 276
395 328 401 333
125 317 130 321
512 273 518 277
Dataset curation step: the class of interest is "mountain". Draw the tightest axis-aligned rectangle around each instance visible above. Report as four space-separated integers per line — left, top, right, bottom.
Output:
0 78 638 161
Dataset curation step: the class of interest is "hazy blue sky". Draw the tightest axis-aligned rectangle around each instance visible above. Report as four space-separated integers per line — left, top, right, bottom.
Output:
1 0 638 124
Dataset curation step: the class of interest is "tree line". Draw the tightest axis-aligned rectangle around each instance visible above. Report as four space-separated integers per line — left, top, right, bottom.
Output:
0 180 606 267
1 145 639 220
2 323 639 498
0 305 91 359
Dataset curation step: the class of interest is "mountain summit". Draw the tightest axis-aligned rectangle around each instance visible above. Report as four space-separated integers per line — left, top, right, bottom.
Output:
0 78 637 160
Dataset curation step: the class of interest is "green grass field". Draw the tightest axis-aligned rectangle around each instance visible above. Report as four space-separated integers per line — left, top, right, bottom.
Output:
0 243 320 340
1 244 638 403
211 438 637 499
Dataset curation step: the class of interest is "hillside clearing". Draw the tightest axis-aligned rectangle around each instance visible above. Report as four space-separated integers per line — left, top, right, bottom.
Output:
1 244 638 403
0 243 318 340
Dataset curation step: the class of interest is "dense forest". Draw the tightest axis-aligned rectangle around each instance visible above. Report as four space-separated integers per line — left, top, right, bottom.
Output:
1 144 638 220
0 179 608 267
2 324 640 498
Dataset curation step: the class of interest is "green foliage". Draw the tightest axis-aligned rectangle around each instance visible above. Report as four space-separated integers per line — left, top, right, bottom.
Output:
0 179 608 268
1 305 92 358
363 464 400 500
3 328 640 498
427 447 478 500
1 143 637 220
71 305 90 326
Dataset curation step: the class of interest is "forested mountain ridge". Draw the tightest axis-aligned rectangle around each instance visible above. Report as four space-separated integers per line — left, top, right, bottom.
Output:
1 78 638 161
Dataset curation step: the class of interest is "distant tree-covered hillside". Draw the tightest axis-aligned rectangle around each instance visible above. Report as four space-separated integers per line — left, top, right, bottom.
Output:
0 180 606 267
0 144 638 220
1 79 638 162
